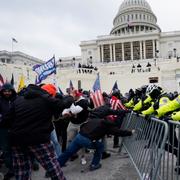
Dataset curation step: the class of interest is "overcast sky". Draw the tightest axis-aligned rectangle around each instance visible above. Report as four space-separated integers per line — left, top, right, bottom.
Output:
0 0 180 61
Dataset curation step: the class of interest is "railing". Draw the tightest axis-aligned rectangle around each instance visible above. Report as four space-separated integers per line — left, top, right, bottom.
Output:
157 120 180 180
120 112 169 180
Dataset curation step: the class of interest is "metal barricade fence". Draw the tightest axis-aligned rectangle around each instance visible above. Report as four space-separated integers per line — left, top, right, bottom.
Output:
156 120 180 180
120 112 168 180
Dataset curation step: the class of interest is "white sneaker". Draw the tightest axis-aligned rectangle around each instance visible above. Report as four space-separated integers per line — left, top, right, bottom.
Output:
81 157 87 165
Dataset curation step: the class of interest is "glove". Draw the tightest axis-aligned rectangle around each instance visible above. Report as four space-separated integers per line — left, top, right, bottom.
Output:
163 116 171 123
144 115 150 121
136 112 140 117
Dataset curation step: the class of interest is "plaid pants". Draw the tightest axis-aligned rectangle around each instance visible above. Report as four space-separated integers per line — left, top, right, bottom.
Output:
12 142 66 180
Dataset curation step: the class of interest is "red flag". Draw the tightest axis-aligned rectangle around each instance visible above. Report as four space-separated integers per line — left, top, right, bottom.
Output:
110 96 127 110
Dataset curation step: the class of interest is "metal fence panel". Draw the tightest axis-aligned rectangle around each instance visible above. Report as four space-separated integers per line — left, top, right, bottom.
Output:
157 120 180 180
121 113 168 180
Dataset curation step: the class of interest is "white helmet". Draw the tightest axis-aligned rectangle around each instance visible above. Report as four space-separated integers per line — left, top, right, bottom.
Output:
146 84 158 95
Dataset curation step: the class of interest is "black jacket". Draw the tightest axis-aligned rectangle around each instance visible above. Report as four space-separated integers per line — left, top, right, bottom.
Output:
0 83 16 128
3 84 72 146
80 105 132 140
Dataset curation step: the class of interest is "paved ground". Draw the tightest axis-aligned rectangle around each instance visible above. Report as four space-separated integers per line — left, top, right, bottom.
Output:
0 139 139 180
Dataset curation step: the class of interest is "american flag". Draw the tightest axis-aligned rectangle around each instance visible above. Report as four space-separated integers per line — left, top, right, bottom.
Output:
0 74 4 88
90 73 105 108
12 38 18 43
110 96 127 110
107 95 127 121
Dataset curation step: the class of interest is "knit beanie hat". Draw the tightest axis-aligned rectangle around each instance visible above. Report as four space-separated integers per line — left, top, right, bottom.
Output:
41 84 57 97
2 83 14 91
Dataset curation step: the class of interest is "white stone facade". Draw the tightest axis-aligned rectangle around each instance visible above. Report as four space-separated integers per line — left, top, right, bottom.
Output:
0 50 43 66
78 0 180 93
1 0 180 94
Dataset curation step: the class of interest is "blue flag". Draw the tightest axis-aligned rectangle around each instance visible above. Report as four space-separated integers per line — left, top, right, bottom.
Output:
92 73 101 92
112 81 119 91
58 87 64 95
33 57 56 84
69 80 74 90
10 74 14 86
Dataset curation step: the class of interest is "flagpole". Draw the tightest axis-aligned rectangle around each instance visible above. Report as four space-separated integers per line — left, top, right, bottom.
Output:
12 38 13 53
11 38 13 63
53 55 57 86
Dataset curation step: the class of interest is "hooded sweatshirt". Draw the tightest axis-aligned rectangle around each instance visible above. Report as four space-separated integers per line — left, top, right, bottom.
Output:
2 84 72 146
0 83 16 127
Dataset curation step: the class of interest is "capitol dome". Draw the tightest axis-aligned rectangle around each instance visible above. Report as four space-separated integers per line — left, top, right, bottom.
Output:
110 0 161 35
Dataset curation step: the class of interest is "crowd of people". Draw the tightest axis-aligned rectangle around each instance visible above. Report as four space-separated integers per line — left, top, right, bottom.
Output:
77 63 98 74
0 82 134 180
124 84 180 174
1 81 180 179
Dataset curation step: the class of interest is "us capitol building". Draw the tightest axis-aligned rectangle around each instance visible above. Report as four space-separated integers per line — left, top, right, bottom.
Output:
1 0 180 94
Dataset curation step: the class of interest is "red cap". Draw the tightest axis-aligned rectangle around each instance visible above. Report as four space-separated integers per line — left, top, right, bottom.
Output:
41 84 57 97
73 90 82 97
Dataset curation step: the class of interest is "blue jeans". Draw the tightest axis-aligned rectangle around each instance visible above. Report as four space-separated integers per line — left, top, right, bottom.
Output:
58 133 104 166
50 129 61 158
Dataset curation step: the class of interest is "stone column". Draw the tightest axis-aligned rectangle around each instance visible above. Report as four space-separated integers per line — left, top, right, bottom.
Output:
153 40 155 58
140 41 143 60
122 43 125 61
156 40 160 57
101 45 104 63
97 45 101 63
113 44 116 62
110 44 113 62
124 28 127 35
131 42 133 60
143 41 146 59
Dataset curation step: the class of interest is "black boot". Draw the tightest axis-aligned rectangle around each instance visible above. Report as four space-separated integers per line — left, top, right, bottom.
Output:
102 152 111 159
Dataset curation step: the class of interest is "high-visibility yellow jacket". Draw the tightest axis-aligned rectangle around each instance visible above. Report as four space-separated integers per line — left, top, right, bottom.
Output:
171 111 180 121
133 95 153 112
142 102 155 115
133 99 142 111
125 98 134 108
143 95 152 104
156 96 178 118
